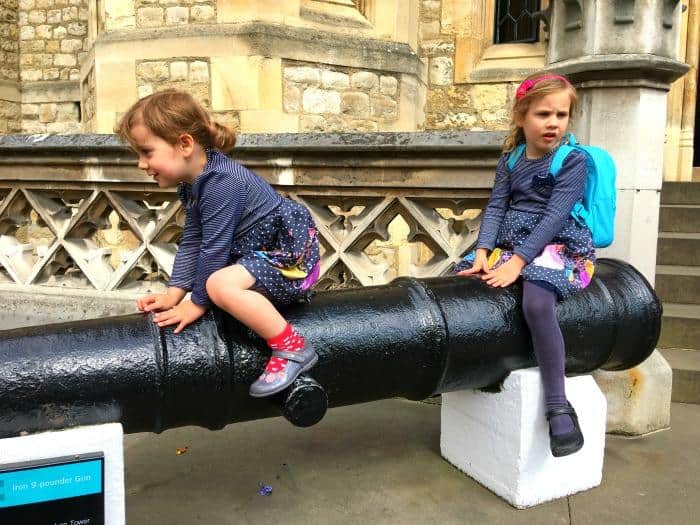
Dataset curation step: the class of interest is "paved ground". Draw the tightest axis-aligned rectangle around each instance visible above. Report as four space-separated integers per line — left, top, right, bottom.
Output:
124 399 699 524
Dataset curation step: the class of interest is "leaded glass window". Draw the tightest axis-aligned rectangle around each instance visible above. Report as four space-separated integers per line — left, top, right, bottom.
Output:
494 0 542 44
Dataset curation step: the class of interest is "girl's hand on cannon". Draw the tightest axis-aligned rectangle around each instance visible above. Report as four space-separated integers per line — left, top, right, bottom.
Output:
482 255 526 288
152 299 208 334
137 287 186 312
457 248 490 276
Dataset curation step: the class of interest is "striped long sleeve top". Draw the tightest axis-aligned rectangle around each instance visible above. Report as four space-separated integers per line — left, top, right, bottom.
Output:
169 149 283 306
476 146 588 263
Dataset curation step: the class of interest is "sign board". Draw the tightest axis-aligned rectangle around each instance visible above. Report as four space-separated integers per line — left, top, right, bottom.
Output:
0 452 104 525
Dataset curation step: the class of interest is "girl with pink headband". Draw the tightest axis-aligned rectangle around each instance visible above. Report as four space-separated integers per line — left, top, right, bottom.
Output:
454 73 595 457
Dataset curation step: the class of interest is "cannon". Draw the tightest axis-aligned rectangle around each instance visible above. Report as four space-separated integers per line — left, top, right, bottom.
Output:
0 259 660 438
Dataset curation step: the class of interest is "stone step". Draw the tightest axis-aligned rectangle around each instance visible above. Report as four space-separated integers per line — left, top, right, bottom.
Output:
659 348 700 404
656 232 700 266
659 303 700 351
661 181 700 205
659 204 700 233
655 265 700 305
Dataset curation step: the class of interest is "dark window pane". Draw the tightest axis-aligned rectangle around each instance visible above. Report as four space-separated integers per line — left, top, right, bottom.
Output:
494 0 542 44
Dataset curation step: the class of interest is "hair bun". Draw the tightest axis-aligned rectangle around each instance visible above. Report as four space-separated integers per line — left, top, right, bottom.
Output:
209 121 237 152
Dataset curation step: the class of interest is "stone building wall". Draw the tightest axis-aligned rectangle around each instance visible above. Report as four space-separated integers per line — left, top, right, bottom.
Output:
418 0 513 133
283 61 400 133
17 0 88 133
131 57 239 132
0 0 21 134
137 0 216 28
1 0 19 82
105 0 216 31
18 0 88 83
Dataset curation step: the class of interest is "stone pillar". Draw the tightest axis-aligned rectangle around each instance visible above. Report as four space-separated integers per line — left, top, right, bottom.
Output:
546 0 690 435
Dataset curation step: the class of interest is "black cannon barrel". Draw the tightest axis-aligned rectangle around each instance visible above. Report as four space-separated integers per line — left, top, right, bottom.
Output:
0 259 660 438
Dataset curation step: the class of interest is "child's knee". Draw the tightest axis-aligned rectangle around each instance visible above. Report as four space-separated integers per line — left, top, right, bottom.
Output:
205 270 225 304
206 265 253 304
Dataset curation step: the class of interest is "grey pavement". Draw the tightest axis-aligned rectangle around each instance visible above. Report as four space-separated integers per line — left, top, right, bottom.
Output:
124 399 699 525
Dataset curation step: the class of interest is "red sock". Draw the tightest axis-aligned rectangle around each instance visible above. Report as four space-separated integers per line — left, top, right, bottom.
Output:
264 324 305 373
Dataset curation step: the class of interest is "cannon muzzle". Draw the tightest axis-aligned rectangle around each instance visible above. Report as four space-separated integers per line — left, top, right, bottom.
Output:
0 259 660 437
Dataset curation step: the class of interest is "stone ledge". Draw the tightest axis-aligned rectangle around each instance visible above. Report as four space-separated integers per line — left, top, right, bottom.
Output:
92 21 426 80
0 130 506 155
547 54 690 88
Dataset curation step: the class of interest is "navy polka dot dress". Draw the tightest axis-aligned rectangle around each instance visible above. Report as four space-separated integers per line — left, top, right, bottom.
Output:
170 149 320 308
454 145 596 299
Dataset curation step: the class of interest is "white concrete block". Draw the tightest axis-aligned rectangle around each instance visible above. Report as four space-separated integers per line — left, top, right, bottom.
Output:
440 369 606 508
0 423 125 524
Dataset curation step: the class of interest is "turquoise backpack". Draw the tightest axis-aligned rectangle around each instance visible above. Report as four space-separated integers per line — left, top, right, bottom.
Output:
507 133 617 248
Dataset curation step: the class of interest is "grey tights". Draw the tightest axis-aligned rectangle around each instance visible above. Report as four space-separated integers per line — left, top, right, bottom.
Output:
522 280 575 436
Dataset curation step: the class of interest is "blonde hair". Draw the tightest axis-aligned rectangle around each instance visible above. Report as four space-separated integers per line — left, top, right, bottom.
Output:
503 73 578 153
116 89 236 152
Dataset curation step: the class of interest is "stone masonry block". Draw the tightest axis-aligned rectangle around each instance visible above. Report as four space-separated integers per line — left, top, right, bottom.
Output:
54 53 76 67
136 61 169 82
191 5 215 23
138 84 153 98
303 87 341 114
61 5 77 21
283 83 301 113
380 76 398 96
170 61 187 82
341 92 370 118
39 103 57 123
28 10 47 24
136 7 163 27
300 114 325 132
429 56 453 86
47 8 61 23
21 68 43 81
60 38 82 53
22 40 46 52
321 70 349 90
189 61 209 83
284 66 320 85
166 6 188 26
67 21 86 35
36 24 52 39
20 26 34 40
420 20 440 39
22 103 40 116
371 94 397 120
351 71 378 91
421 0 440 20
593 351 671 435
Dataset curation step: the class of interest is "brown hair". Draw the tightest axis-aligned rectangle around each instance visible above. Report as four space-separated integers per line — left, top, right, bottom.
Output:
503 73 578 153
116 89 236 152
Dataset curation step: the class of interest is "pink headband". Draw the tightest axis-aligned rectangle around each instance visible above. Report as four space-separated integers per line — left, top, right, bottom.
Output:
515 75 571 100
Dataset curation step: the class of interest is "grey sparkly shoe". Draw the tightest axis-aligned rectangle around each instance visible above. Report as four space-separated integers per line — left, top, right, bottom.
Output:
249 344 319 398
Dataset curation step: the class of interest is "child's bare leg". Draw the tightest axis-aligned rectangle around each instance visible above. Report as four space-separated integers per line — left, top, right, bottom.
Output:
206 264 286 339
206 264 317 397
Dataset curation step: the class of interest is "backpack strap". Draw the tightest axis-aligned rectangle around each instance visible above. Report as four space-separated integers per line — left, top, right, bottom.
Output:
507 143 526 171
549 143 575 177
